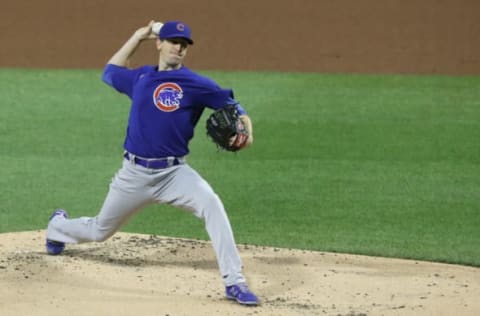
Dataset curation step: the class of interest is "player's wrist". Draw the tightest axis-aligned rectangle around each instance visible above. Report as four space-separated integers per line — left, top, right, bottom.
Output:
132 31 147 42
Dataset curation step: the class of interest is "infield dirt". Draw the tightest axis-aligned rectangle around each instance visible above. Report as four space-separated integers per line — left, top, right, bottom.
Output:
1 231 479 316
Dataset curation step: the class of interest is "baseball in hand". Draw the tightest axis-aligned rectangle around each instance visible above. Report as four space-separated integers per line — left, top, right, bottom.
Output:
152 22 164 34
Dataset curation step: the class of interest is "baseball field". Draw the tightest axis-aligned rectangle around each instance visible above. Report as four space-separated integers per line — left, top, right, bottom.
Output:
1 1 480 316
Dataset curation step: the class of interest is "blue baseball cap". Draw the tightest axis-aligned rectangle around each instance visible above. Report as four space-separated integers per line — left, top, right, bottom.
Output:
159 21 194 45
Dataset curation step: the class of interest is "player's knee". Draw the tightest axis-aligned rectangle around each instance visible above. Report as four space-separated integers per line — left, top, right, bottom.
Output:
93 228 114 242
197 192 224 219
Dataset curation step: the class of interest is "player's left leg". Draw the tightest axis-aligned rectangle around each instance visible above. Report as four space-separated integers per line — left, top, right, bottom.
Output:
151 164 246 286
155 164 259 305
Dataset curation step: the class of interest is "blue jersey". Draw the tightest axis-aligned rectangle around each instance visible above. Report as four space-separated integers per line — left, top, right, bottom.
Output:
102 64 246 158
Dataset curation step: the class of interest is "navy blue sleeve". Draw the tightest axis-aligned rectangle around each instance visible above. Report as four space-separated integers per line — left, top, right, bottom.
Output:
201 89 233 108
188 69 248 115
226 97 247 115
199 90 247 115
102 64 146 98
102 65 115 86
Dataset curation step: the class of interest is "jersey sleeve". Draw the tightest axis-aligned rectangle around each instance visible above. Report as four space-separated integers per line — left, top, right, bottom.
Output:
226 97 247 115
204 93 247 115
102 64 150 98
196 83 247 115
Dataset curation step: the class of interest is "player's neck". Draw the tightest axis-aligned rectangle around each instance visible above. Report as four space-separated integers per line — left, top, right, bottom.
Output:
158 60 182 71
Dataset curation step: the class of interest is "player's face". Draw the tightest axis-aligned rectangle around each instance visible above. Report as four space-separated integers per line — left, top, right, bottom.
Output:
157 38 189 69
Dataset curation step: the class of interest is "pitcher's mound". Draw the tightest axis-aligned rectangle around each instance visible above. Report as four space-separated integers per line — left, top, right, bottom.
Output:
0 231 479 316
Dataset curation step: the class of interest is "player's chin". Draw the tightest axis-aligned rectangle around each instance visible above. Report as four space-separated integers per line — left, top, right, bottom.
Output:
166 57 184 68
171 54 185 62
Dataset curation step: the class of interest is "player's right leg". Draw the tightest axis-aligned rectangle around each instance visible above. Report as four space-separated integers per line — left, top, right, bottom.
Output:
46 160 154 246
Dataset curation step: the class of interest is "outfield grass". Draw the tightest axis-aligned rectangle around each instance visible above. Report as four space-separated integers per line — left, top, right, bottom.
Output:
0 69 479 266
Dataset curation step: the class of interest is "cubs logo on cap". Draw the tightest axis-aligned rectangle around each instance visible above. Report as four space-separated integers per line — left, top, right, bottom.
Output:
159 20 194 44
153 82 183 112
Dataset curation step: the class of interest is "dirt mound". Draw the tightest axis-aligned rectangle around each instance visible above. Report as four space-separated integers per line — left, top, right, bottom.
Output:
0 231 479 316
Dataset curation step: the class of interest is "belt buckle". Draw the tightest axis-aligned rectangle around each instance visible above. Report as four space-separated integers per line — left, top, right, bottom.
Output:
147 157 169 169
144 158 156 169
124 152 181 169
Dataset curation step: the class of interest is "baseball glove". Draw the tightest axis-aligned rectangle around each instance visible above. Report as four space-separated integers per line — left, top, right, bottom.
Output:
206 105 249 152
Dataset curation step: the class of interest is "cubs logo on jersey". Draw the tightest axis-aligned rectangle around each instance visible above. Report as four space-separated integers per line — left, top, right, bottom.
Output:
153 82 183 112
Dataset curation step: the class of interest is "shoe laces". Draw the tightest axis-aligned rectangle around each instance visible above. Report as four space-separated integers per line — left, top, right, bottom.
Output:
235 283 250 293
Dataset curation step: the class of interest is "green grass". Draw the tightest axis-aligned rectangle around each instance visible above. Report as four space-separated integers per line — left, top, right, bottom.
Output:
1 68 479 266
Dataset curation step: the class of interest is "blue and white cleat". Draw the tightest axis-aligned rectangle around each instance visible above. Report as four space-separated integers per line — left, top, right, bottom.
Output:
225 283 259 306
46 209 68 255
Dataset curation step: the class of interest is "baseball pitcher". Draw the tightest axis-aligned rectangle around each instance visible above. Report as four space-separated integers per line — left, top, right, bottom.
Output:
45 20 258 306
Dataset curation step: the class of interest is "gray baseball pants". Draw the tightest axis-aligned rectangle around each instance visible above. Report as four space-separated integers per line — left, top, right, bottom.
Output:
47 158 246 286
